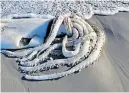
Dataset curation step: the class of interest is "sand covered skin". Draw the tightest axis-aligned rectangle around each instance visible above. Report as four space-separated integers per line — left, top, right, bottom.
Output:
1 1 129 92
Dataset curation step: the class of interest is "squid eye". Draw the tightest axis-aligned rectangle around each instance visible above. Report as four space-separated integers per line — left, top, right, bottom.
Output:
19 37 31 46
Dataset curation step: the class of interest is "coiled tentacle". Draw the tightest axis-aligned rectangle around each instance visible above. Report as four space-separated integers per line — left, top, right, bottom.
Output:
1 13 106 81
62 35 81 57
19 31 97 72
72 22 84 37
22 23 105 80
36 13 71 57
20 43 62 66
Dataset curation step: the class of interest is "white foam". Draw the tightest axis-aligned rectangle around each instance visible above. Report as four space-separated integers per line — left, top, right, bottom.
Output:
1 1 129 19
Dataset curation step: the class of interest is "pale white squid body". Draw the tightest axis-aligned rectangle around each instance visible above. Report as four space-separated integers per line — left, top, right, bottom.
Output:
1 13 106 81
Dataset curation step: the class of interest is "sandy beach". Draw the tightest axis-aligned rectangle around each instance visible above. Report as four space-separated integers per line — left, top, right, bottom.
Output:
1 12 129 92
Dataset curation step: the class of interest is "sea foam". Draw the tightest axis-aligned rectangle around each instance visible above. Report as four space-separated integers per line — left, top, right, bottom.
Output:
1 1 129 19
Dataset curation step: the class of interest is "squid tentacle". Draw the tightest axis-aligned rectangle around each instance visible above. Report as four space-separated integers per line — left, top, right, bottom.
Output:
1 13 106 81
72 22 84 37
19 31 97 73
71 28 79 40
19 43 62 66
62 17 89 58
36 13 71 57
17 51 38 62
22 24 105 80
1 49 32 58
62 35 81 57
63 17 73 36
19 17 98 73
19 17 95 71
19 38 90 73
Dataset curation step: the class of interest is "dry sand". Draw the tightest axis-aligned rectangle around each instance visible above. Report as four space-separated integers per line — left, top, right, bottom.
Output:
1 12 129 92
